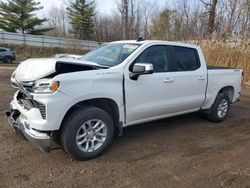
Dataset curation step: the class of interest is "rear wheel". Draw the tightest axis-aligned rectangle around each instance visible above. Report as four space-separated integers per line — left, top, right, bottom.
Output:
3 56 13 63
206 93 230 122
61 106 114 160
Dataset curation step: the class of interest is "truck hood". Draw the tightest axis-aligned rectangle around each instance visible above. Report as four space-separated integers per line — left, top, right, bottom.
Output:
15 58 107 82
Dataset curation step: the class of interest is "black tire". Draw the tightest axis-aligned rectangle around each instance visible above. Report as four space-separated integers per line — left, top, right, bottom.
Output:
61 106 114 160
206 93 230 122
3 56 13 63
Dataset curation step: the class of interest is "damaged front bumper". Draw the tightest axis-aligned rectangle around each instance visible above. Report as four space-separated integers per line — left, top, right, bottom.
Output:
6 101 51 153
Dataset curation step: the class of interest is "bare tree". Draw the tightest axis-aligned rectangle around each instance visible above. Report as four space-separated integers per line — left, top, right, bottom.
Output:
200 0 218 38
118 0 129 39
93 12 123 42
117 0 140 39
46 6 69 37
240 0 250 39
93 0 249 42
224 0 245 39
138 0 158 38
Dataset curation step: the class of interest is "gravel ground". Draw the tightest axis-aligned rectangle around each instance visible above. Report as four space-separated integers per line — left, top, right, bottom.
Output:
1 65 250 188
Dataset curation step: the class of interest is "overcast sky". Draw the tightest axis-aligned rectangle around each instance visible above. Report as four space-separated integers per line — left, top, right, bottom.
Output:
36 0 171 17
37 0 129 16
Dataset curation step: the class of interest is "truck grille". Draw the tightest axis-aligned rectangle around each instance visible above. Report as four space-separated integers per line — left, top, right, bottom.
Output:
17 91 46 120
37 103 46 119
22 85 33 92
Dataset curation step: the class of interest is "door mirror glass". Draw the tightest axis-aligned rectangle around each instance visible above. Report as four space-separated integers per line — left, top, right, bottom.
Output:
130 63 153 80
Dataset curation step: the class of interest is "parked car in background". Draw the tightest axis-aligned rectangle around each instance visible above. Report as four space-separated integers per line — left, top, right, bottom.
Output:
0 47 16 63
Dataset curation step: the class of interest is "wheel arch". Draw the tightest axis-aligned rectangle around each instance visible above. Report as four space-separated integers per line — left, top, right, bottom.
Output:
218 86 234 102
59 98 121 134
202 85 235 110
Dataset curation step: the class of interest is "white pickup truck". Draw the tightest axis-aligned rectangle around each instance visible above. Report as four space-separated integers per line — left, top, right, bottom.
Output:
6 40 243 160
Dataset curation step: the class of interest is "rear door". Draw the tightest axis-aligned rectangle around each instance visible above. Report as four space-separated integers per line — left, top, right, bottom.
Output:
164 46 207 112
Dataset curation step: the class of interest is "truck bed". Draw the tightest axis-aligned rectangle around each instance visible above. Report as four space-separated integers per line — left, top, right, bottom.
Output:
207 66 238 70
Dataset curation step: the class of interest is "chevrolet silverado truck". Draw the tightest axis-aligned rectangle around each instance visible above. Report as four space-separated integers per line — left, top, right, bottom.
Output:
6 40 243 160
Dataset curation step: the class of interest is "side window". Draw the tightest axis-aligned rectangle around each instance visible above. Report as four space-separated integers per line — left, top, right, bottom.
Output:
172 46 200 71
0 49 6 52
132 45 168 73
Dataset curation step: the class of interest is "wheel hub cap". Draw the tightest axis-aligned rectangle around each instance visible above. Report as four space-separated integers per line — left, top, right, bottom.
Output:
87 130 95 139
76 119 107 152
217 99 228 118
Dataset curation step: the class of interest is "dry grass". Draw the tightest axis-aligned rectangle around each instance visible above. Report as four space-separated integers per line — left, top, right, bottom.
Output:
199 41 250 83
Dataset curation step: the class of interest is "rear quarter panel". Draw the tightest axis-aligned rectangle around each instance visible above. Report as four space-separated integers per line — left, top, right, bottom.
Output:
202 69 242 109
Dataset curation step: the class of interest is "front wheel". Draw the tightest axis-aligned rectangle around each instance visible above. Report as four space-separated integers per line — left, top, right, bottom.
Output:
206 93 230 122
61 106 114 160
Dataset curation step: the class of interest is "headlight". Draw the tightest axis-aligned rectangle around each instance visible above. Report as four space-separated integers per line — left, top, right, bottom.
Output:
33 79 60 94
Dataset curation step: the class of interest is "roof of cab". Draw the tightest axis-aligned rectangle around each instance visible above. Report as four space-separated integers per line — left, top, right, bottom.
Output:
110 40 199 49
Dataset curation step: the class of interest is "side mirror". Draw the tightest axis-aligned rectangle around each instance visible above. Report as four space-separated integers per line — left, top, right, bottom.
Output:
130 63 153 80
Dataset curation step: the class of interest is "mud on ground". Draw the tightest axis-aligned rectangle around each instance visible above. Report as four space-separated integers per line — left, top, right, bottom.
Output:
1 65 250 188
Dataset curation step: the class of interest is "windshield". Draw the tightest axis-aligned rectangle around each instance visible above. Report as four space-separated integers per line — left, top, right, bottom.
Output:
80 43 140 67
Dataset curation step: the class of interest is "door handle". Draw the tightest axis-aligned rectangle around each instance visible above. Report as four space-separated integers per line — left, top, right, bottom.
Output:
163 78 174 83
198 76 205 81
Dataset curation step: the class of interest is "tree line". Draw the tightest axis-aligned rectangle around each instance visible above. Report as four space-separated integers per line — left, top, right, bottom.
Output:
0 0 249 41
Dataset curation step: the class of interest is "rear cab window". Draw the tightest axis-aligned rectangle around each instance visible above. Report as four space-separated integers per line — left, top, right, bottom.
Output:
169 46 201 72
